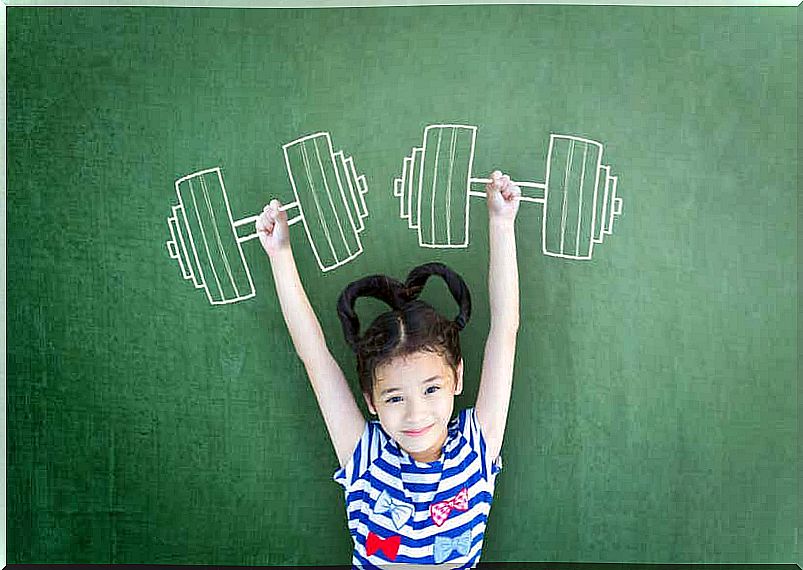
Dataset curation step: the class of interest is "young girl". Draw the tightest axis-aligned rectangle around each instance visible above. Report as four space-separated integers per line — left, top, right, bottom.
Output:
256 170 521 568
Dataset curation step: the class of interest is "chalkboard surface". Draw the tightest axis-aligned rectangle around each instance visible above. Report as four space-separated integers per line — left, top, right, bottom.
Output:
7 5 798 565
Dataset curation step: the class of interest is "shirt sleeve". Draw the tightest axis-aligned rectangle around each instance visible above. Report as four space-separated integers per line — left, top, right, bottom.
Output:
332 419 387 492
461 407 503 482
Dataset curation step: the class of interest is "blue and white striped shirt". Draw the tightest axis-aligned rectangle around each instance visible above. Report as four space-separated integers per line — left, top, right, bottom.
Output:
333 407 503 568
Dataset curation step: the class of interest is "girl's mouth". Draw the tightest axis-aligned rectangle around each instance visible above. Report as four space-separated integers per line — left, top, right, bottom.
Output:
403 424 432 437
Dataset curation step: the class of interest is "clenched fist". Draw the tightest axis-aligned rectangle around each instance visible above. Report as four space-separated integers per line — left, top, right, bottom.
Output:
486 170 521 222
255 199 291 257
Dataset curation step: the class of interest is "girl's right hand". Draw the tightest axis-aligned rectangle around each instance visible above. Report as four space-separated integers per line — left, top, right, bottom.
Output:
256 199 291 257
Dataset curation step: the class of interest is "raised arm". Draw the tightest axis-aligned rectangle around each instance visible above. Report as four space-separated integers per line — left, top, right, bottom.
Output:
475 171 521 463
257 200 366 468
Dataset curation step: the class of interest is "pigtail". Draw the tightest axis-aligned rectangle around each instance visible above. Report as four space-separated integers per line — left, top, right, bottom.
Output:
336 274 407 352
403 262 472 331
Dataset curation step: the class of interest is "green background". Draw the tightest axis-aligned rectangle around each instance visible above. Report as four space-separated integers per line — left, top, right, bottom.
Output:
7 4 798 565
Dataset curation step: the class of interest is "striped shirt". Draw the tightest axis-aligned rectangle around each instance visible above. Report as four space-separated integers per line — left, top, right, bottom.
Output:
333 407 503 568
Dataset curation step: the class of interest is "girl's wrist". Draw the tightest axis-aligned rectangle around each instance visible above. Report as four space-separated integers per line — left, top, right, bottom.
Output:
268 245 295 264
488 215 516 228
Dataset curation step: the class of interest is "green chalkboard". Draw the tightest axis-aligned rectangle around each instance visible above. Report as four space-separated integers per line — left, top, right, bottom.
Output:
7 4 798 565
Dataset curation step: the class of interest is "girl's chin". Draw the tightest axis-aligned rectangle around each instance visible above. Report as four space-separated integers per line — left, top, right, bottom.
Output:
401 427 445 450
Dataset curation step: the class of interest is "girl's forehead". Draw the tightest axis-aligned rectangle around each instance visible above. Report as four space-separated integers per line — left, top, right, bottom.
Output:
375 352 449 383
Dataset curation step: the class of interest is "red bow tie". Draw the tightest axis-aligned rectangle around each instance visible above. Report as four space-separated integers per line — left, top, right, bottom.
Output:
429 487 469 526
366 531 401 560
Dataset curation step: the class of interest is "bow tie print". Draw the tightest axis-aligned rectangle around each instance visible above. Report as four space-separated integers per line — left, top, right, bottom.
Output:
374 489 414 530
429 487 469 526
433 528 472 563
365 531 401 561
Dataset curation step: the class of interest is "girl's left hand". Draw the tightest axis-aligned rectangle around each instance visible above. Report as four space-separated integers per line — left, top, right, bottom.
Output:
486 170 521 222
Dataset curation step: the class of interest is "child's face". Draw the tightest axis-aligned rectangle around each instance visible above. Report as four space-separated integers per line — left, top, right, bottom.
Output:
365 351 463 463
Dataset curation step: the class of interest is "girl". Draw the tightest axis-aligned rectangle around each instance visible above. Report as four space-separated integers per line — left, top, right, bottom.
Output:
256 170 521 568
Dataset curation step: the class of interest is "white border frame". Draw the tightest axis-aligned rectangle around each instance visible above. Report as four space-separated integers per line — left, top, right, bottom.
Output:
2 2 799 568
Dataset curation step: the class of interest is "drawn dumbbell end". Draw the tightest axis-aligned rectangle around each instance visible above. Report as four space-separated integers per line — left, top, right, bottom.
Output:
166 167 258 305
283 133 369 272
393 124 623 260
166 132 369 305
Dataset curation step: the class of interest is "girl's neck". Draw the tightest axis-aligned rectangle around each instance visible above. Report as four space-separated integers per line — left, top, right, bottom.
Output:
409 447 442 463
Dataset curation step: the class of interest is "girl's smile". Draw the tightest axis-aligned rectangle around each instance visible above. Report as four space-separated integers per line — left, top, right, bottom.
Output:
403 424 433 436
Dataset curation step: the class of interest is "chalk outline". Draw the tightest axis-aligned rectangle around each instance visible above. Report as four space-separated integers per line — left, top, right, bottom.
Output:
393 124 622 260
283 132 367 273
167 167 257 305
166 132 369 305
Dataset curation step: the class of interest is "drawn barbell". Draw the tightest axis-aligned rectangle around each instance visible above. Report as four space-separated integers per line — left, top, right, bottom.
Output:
393 124 622 260
166 132 369 305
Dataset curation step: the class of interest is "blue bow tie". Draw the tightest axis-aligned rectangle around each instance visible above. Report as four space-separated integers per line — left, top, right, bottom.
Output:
433 528 471 563
374 489 414 530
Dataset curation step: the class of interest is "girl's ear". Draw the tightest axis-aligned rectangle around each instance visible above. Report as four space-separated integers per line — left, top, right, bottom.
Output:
454 359 464 395
363 392 378 416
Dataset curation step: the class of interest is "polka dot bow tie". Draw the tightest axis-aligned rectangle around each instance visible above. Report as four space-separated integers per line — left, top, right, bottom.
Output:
429 487 469 526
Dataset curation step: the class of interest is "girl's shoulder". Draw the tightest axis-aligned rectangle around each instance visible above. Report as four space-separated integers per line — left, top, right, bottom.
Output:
333 416 393 490
452 406 504 480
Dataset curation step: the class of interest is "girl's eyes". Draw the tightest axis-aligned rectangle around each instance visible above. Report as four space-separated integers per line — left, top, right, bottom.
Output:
384 385 440 404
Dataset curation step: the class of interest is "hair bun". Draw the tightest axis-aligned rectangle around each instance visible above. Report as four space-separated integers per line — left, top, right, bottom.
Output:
336 274 407 351
404 262 471 330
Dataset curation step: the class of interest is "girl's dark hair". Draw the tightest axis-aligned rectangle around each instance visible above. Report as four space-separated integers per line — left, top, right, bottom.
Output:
336 262 471 404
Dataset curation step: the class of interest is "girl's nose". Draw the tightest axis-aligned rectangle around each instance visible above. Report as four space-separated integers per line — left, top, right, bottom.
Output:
404 396 426 421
